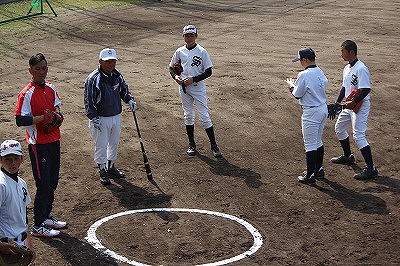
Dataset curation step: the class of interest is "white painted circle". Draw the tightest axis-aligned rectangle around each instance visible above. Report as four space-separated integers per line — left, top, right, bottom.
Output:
85 208 263 266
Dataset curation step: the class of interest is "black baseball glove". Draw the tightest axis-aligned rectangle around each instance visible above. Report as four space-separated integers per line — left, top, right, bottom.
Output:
327 103 344 120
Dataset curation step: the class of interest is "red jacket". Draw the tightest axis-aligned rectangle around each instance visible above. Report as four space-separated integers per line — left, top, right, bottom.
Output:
14 81 61 144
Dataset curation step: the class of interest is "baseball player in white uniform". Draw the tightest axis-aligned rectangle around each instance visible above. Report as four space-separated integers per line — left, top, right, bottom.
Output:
287 47 328 184
0 140 35 262
169 25 221 157
330 40 378 180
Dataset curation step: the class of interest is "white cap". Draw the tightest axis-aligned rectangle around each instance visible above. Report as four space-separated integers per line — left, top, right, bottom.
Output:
183 25 197 35
99 48 117 61
0 140 22 156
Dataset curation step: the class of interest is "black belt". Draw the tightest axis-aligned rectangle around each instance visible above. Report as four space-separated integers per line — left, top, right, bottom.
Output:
0 232 27 242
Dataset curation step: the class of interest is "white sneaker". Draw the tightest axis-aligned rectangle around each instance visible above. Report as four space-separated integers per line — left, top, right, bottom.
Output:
44 215 67 229
31 224 60 237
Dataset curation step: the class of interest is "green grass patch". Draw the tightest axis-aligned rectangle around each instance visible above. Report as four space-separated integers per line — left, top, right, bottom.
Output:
0 0 144 25
0 0 145 59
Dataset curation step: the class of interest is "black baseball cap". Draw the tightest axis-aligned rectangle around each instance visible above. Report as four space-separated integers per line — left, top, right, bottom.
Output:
292 47 316 62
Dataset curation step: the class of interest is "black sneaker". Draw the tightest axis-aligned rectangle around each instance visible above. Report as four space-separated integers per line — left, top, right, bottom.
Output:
314 167 325 179
354 166 378 180
211 144 222 158
99 169 111 185
298 172 316 184
108 166 125 179
330 154 355 165
187 142 196 156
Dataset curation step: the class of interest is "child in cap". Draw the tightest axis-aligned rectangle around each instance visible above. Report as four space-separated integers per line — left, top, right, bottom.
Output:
0 140 35 263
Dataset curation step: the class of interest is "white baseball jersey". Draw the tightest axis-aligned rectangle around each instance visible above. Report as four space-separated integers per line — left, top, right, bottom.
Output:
0 171 31 246
342 60 371 99
169 43 213 88
170 44 214 128
292 66 328 107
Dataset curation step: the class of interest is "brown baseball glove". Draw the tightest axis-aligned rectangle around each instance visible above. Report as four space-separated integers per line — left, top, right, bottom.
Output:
43 109 63 134
172 61 186 93
172 61 183 75
345 89 363 113
0 239 33 266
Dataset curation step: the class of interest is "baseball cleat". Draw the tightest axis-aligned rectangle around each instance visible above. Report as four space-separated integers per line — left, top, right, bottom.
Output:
108 166 125 179
44 215 67 229
99 169 111 185
314 167 325 179
31 224 60 238
330 154 355 165
298 172 316 184
187 142 196 156
211 144 222 158
354 166 378 180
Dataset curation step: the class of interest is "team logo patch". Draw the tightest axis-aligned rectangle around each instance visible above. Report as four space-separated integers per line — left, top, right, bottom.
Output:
191 56 202 67
113 83 120 90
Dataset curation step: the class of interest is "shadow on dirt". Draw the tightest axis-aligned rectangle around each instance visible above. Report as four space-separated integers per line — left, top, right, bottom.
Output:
106 177 179 222
39 233 118 266
362 175 400 194
313 177 390 215
195 153 263 188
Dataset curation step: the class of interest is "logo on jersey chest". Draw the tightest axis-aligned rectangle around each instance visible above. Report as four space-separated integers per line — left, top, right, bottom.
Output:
351 74 358 86
191 56 202 67
22 187 28 202
113 83 120 91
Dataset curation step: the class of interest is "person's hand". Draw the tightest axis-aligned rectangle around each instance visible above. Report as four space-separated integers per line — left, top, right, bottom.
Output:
183 77 194 86
91 117 101 132
285 78 295 92
175 75 184 85
129 99 137 112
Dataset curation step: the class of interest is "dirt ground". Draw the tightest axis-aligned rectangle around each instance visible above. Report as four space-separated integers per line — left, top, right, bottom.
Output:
1 0 399 265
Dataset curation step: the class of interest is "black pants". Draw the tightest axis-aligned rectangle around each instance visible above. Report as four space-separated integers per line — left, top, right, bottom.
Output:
28 141 60 226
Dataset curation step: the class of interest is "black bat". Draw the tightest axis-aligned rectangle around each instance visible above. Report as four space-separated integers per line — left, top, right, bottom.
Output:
131 109 153 181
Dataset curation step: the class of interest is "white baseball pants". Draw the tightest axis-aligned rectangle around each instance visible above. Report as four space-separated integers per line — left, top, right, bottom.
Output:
89 114 121 165
334 99 370 149
179 83 213 129
302 104 327 152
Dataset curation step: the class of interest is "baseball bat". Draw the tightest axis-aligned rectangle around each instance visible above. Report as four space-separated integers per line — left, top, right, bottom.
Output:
131 109 153 181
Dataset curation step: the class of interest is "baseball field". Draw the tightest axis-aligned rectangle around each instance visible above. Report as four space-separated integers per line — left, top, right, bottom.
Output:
1 0 399 265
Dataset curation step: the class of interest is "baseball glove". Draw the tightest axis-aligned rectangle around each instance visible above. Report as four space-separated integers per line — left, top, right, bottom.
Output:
345 89 363 113
172 61 186 93
172 61 183 75
0 239 33 266
43 109 63 134
327 103 344 120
